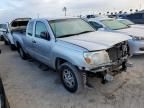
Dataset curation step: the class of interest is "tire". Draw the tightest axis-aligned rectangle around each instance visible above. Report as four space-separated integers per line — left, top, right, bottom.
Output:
4 40 8 45
18 46 27 60
59 62 84 93
10 44 16 51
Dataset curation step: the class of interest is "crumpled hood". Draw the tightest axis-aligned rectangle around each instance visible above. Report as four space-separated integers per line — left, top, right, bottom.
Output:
131 24 144 29
59 31 131 51
116 27 144 37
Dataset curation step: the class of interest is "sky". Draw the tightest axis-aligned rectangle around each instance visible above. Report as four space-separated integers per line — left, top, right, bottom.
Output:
0 0 144 22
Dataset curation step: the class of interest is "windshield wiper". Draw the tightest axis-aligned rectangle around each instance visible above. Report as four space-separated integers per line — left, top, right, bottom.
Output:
113 26 129 30
57 33 79 38
57 31 94 38
76 30 94 35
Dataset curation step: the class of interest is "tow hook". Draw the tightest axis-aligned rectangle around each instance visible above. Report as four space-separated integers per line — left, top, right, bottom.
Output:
102 70 113 84
103 74 113 84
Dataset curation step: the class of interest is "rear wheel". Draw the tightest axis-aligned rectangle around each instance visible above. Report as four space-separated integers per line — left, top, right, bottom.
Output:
59 62 84 93
4 39 8 45
0 36 4 41
18 46 27 60
10 44 16 51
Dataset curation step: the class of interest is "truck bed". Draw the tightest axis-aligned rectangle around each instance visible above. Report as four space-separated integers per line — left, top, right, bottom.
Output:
12 30 26 47
12 31 26 36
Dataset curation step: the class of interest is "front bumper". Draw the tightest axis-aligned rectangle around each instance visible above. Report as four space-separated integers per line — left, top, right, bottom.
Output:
129 40 144 55
82 56 128 73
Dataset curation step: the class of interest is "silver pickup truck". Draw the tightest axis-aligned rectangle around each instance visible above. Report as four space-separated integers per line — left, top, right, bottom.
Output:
12 17 131 93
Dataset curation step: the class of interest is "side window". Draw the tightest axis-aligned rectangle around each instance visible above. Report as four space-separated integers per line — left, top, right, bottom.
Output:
89 21 103 30
35 22 48 39
142 14 144 19
27 21 34 36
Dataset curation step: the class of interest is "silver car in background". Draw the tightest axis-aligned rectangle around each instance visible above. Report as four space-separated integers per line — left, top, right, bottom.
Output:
87 17 144 55
117 19 144 29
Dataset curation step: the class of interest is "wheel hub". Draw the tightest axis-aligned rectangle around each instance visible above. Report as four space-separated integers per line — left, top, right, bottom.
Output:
63 69 75 88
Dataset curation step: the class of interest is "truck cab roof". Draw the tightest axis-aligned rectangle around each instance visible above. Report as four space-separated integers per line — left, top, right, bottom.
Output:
31 17 79 21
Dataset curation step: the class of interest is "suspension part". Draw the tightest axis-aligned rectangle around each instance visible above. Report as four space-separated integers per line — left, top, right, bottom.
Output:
82 72 87 88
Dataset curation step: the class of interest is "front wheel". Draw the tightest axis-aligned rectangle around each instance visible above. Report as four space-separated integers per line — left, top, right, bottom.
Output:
59 62 84 93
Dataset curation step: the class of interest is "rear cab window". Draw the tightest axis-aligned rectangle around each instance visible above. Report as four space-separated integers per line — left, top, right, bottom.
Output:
27 21 34 36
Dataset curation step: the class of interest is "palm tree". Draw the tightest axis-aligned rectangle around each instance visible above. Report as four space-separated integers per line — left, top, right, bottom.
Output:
130 9 133 13
99 13 101 15
111 12 113 15
135 9 138 12
124 12 127 14
63 7 67 16
119 11 122 15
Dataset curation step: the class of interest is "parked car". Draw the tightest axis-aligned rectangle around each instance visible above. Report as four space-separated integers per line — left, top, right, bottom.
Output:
87 17 144 55
0 24 7 41
2 18 31 50
126 12 144 24
11 17 131 93
117 19 144 29
86 15 96 19
0 49 10 108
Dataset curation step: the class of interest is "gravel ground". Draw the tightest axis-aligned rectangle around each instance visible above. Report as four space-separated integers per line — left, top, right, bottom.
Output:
0 41 144 108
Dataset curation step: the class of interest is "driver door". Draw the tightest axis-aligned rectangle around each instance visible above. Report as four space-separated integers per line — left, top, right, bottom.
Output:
32 21 52 65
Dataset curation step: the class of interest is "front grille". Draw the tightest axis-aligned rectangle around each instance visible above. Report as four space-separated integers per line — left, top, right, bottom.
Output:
107 41 128 62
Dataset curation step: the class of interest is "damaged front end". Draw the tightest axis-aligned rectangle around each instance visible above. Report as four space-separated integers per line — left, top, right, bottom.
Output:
82 41 130 84
84 41 129 72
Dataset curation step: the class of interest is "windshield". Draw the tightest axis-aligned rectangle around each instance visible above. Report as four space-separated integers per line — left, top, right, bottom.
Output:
118 19 135 25
101 19 129 30
49 18 94 38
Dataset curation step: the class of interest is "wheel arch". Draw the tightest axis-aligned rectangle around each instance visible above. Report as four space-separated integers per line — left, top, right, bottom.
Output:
55 57 79 71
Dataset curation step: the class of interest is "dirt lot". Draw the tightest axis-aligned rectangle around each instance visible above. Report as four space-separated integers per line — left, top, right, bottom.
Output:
0 41 144 108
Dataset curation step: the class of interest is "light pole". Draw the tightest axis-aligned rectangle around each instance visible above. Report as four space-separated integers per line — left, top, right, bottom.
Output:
139 0 142 10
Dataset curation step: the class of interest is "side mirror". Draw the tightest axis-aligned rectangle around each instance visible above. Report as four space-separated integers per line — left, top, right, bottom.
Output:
40 32 50 40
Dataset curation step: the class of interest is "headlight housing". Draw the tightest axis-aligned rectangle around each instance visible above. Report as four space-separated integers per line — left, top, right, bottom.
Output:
131 36 144 41
83 50 110 65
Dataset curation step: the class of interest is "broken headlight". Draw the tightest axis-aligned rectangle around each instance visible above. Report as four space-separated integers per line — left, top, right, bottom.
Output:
83 50 110 65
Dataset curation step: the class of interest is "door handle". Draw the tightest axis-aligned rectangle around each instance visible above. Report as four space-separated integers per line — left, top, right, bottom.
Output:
32 40 36 43
28 33 32 36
